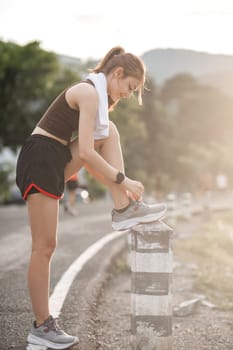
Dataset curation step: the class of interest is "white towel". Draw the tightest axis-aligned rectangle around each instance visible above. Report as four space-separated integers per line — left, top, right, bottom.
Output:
86 72 109 140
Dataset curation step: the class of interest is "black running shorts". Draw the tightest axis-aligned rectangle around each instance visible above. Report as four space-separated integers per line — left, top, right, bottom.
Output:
16 134 72 200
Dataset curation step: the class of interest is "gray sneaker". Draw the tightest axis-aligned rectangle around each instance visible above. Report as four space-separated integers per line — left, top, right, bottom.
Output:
112 200 167 231
27 315 79 350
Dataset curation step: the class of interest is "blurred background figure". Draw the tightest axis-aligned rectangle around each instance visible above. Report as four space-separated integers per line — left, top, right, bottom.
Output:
64 173 79 216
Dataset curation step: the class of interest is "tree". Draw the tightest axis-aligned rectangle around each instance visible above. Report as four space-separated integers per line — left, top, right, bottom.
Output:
110 97 148 184
0 40 79 149
137 79 175 192
160 73 198 103
158 73 233 191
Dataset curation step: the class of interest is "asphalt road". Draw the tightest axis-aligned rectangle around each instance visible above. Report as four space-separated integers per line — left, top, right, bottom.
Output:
0 200 126 350
1 192 232 350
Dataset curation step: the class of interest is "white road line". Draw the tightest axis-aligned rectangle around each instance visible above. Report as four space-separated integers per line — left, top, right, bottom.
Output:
49 230 127 317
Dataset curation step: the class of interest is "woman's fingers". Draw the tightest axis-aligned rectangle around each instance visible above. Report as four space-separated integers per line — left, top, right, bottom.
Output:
124 179 144 200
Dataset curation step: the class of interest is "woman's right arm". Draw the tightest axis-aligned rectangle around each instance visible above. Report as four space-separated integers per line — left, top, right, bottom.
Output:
66 83 144 200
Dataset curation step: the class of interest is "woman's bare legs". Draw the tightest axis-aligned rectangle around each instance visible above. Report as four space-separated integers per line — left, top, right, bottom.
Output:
65 121 130 209
26 122 128 326
27 193 59 326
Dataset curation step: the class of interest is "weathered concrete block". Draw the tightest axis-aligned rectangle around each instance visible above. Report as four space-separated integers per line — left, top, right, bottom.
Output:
130 221 173 350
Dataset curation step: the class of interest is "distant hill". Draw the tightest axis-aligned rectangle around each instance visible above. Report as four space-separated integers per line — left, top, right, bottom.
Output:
141 49 233 97
58 49 233 97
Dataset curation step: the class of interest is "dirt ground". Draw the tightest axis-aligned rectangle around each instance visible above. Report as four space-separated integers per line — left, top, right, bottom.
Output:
92 217 233 350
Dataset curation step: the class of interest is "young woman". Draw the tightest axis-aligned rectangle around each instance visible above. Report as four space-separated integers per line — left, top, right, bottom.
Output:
16 46 166 349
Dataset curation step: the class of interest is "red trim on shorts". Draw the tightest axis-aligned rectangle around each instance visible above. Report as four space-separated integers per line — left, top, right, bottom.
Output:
23 183 63 200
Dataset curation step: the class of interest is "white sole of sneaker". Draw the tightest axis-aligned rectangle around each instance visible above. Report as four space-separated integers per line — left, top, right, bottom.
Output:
26 343 47 350
112 210 166 231
27 334 79 350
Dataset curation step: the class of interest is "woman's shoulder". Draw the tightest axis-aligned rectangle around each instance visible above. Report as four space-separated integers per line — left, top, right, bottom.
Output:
66 81 98 109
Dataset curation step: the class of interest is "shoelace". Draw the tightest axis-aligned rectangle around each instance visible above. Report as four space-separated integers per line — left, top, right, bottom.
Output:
45 317 62 332
133 200 146 210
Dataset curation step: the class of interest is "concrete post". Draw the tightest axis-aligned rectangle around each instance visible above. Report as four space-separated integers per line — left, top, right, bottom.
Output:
130 221 173 350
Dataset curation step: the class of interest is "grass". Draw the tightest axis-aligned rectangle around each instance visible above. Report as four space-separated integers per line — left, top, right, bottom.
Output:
174 211 233 310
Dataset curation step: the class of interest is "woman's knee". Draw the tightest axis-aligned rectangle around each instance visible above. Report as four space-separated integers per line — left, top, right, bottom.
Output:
32 238 57 259
94 121 120 151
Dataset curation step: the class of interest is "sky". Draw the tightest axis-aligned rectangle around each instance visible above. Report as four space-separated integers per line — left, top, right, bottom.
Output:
0 0 233 60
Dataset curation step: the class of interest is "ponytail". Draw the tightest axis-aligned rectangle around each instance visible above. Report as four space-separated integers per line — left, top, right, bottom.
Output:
90 46 146 108
91 46 125 73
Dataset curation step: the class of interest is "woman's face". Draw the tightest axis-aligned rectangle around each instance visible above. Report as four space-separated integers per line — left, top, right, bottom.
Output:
107 67 141 103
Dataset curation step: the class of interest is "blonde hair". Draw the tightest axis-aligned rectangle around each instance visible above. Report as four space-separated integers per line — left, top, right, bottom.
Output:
90 46 146 108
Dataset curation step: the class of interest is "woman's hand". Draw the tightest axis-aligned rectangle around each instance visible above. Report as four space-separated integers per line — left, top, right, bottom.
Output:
120 177 144 201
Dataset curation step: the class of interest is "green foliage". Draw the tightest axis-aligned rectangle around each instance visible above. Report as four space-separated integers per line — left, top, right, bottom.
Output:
0 163 13 202
153 74 233 192
110 97 147 180
0 41 56 148
137 80 176 192
0 40 79 149
178 142 233 188
160 73 199 103
109 73 233 194
177 86 233 145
